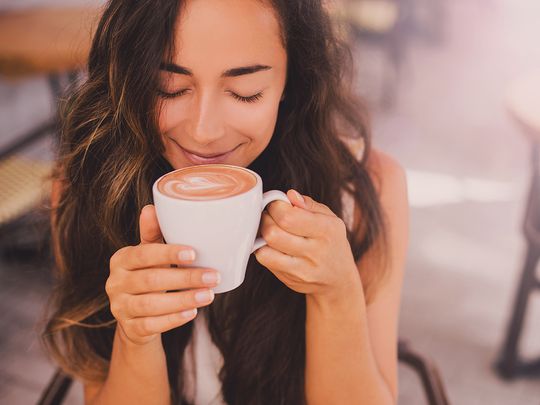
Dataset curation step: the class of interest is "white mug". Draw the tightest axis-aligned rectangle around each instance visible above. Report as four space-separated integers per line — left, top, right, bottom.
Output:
152 164 291 293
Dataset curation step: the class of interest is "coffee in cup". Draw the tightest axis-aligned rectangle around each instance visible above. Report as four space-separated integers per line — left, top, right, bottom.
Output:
152 164 291 293
157 165 257 201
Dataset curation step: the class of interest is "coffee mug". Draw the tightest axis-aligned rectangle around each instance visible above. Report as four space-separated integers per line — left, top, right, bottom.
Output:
152 164 291 293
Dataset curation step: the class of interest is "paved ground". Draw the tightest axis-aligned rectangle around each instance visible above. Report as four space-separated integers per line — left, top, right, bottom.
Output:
1 0 540 404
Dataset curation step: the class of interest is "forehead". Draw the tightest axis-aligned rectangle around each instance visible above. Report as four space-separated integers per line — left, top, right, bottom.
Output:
173 0 286 72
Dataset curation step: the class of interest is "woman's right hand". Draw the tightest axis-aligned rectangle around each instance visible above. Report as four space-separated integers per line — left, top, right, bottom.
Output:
106 204 220 346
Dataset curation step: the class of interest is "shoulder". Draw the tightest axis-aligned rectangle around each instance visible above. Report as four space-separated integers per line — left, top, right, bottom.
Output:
352 146 409 299
364 146 409 260
365 147 408 203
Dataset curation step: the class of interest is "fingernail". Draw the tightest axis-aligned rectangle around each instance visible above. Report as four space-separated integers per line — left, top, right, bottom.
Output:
180 308 197 318
178 249 196 261
202 272 221 285
293 190 305 205
195 290 214 303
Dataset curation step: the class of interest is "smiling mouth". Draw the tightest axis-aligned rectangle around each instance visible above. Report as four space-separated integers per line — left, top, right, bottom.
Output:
167 137 239 157
181 145 238 158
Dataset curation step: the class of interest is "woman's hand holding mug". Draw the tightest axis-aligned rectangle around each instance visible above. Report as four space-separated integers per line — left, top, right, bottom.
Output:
105 205 220 346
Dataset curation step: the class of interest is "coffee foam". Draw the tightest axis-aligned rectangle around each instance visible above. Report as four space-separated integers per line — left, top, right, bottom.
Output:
158 165 256 201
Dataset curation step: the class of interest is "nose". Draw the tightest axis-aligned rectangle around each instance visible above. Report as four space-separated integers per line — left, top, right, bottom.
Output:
187 92 226 146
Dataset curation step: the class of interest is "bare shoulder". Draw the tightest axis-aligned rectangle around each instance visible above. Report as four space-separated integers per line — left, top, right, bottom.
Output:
353 146 409 298
364 146 409 260
365 147 408 201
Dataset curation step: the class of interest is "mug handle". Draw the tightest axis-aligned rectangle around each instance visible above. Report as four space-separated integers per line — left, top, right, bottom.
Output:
251 190 291 253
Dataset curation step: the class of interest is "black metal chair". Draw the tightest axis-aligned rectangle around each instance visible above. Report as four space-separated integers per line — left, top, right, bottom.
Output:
37 339 451 405
398 340 450 405
37 368 74 405
495 71 540 379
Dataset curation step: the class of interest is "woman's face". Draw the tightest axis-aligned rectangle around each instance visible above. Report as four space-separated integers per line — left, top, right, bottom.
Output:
158 0 287 169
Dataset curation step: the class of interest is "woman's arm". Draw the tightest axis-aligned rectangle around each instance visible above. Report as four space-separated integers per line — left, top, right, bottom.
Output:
84 328 171 405
50 179 174 405
304 149 408 405
51 180 215 405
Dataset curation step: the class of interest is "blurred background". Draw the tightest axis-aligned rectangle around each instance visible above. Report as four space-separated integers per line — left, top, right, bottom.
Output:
1 0 540 404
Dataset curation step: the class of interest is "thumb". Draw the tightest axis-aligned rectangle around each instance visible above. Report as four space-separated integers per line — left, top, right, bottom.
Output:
139 204 164 244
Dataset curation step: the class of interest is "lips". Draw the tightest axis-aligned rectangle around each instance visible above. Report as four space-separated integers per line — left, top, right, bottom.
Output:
171 139 240 165
181 146 234 158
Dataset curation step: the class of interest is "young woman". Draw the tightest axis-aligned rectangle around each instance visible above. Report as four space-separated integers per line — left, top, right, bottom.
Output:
42 0 408 404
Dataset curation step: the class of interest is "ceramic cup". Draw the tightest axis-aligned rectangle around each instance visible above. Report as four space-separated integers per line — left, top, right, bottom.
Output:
152 164 290 293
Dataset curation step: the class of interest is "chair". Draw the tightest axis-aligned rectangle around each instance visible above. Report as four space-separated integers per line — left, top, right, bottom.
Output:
37 339 451 405
37 368 74 405
398 340 450 405
0 7 99 260
495 70 540 379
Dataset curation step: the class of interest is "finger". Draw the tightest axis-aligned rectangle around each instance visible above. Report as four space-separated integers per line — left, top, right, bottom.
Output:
260 212 312 258
125 288 215 318
125 309 198 337
286 190 336 216
139 204 164 244
125 267 221 294
112 243 196 270
266 200 333 238
254 244 298 274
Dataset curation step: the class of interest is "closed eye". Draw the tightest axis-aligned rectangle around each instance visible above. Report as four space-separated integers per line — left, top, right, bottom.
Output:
229 91 263 103
157 89 189 99
157 88 263 103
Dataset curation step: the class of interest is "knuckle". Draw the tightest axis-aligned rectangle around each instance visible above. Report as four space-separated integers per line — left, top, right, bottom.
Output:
333 216 346 229
262 224 279 243
333 217 347 235
109 250 122 269
297 266 315 283
139 295 155 314
132 246 146 263
144 271 160 290
128 296 144 316
104 277 115 296
319 223 331 240
109 301 120 318
138 318 153 336
277 212 291 228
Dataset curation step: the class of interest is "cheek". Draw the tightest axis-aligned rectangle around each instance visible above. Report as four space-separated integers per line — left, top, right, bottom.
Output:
158 100 185 134
227 99 281 142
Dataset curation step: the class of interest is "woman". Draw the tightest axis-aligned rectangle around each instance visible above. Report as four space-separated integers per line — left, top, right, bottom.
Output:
42 0 408 404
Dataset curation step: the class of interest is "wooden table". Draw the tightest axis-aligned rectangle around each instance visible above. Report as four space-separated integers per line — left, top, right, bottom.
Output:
0 7 100 239
0 7 100 79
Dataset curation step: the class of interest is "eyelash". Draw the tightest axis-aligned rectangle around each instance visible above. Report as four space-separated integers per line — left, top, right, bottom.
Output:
158 89 263 103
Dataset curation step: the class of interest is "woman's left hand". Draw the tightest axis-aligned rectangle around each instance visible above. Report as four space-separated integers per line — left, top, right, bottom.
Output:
254 189 362 302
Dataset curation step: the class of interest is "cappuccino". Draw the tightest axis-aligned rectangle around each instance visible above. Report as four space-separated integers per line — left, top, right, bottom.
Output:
157 164 257 201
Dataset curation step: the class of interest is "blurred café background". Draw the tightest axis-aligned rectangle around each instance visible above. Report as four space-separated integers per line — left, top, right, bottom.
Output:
1 0 540 404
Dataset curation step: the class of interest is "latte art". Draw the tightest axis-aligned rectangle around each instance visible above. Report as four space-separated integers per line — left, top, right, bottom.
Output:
162 173 246 199
158 165 257 201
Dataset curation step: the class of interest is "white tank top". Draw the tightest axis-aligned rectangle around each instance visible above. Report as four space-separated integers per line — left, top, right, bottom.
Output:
181 139 364 404
182 311 226 404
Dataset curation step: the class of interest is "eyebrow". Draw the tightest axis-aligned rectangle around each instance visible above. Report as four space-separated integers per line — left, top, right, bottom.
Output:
159 63 272 78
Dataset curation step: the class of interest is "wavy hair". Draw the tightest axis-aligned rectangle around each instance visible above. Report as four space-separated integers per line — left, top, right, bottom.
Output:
41 1 387 404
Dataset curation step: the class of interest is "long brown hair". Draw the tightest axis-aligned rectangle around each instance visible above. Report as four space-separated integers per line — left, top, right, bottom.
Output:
41 1 387 404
